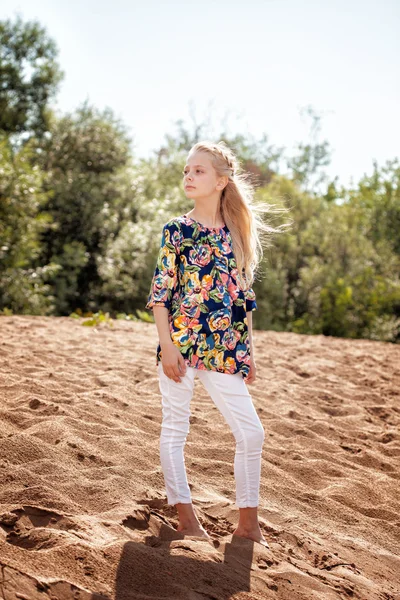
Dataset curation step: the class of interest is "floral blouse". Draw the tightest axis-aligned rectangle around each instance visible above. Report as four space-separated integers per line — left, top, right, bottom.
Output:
145 214 257 379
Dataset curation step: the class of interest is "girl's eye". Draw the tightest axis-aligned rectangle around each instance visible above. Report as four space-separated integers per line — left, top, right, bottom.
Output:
183 170 203 175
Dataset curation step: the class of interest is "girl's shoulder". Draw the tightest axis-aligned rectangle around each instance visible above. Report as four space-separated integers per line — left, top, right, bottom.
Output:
164 214 193 229
162 214 189 230
162 215 196 238
160 216 189 254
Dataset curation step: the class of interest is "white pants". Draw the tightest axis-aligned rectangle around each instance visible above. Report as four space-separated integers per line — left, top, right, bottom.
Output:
157 362 265 508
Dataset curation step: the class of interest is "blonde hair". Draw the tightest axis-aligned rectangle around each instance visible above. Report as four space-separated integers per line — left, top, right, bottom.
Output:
187 140 291 290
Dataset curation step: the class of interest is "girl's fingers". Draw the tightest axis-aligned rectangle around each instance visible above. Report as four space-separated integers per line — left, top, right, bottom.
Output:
164 364 183 382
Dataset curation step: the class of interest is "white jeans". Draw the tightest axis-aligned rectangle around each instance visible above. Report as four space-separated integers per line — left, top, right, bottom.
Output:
157 362 265 508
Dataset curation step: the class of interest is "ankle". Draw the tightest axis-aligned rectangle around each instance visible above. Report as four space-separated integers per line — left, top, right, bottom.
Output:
236 523 261 533
179 518 201 527
176 504 200 525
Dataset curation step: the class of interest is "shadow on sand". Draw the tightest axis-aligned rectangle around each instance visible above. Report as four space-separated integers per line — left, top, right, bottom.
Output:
114 521 274 600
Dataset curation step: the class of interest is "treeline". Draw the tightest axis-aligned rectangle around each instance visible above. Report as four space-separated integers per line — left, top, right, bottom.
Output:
1 16 399 342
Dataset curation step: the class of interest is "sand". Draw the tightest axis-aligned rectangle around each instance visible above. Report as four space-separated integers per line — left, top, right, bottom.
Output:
0 314 399 600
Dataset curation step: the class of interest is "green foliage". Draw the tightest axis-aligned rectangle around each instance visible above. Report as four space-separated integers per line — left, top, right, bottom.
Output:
0 135 59 313
115 312 139 320
135 309 154 323
286 106 332 194
37 101 131 175
68 308 143 325
250 164 400 342
349 159 400 255
69 309 114 327
81 311 114 327
31 102 135 314
0 15 63 138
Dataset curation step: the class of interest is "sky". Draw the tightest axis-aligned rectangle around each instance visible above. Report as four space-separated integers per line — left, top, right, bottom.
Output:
1 0 399 189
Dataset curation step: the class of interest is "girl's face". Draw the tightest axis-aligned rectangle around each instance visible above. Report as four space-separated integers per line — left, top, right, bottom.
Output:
183 151 226 199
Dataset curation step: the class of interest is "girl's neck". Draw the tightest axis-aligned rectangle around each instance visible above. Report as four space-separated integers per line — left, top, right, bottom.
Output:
186 209 224 229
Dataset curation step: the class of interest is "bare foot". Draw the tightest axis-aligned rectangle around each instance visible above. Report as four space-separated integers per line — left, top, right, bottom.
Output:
232 527 270 548
177 523 211 540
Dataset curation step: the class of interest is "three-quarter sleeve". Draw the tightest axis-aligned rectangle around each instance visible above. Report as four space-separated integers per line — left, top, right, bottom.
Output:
145 221 181 311
244 286 257 312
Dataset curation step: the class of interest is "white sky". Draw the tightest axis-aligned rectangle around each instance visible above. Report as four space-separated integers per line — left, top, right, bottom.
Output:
2 0 399 188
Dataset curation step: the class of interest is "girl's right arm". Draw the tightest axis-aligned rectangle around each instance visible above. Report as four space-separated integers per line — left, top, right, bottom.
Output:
152 305 173 346
152 306 186 382
153 306 186 383
146 221 186 382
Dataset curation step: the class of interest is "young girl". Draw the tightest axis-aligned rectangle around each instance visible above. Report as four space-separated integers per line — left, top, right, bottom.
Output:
146 140 278 548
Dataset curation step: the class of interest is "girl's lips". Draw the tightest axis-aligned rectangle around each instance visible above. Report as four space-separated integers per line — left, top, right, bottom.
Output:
185 186 195 189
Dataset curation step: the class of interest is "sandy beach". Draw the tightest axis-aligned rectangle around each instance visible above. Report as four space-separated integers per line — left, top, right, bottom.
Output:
0 315 399 599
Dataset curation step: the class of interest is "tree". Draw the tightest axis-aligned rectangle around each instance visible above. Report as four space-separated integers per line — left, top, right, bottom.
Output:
33 102 135 314
0 134 59 314
0 15 63 140
287 105 332 195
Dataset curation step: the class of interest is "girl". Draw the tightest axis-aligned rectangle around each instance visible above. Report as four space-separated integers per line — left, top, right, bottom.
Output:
146 140 282 548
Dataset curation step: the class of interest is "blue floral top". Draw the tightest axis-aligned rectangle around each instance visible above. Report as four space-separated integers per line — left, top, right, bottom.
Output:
145 214 257 379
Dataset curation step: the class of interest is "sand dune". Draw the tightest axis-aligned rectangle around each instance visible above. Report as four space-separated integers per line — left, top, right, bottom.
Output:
0 315 399 599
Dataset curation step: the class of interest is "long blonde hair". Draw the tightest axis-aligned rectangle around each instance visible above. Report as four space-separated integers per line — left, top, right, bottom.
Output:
187 140 291 290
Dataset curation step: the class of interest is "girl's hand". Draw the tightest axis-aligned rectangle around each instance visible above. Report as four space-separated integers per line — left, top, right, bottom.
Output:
246 357 257 384
161 342 187 383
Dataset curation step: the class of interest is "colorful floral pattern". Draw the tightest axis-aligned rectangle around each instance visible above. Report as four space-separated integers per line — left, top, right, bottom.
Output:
145 214 257 379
